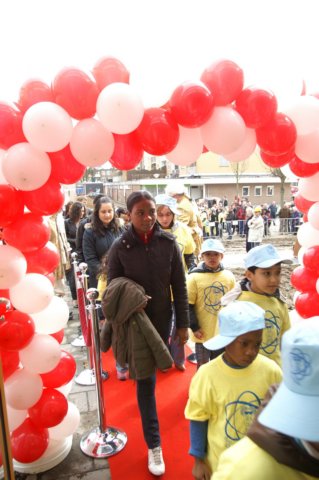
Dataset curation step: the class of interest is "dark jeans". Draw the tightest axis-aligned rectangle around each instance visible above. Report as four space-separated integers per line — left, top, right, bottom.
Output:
65 268 77 300
137 374 160 449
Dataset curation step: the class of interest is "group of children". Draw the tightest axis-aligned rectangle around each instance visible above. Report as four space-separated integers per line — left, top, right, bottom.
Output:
184 237 319 479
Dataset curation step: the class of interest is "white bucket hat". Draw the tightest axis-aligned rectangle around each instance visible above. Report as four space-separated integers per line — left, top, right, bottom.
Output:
155 194 179 215
258 318 319 441
204 301 265 350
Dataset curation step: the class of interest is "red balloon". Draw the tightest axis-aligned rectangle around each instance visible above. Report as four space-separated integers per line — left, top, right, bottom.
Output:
169 81 214 128
92 56 130 90
0 349 19 380
110 131 144 170
49 145 86 184
0 103 25 149
294 192 315 214
295 291 319 318
200 59 244 105
0 310 35 350
0 289 10 300
28 388 68 428
11 418 49 463
40 350 76 388
290 266 318 292
0 185 24 228
3 213 50 253
256 113 297 155
23 177 64 216
50 329 64 344
235 87 277 129
289 156 319 177
260 149 295 168
17 79 54 113
137 108 179 156
52 67 99 120
303 245 319 274
24 242 60 276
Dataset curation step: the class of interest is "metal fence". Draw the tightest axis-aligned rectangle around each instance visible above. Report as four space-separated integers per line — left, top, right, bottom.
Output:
202 218 303 239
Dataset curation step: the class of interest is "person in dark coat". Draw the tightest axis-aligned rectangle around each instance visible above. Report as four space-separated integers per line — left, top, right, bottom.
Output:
106 190 190 476
82 196 123 288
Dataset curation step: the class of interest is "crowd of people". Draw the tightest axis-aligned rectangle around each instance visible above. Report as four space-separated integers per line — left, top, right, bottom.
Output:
50 187 317 479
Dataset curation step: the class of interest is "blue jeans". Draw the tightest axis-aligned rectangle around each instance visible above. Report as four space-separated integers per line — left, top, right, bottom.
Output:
137 374 160 448
169 304 185 367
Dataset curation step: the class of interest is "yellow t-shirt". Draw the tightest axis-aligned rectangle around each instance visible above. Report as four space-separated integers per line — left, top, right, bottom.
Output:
236 291 290 366
97 276 107 301
184 354 282 472
165 222 195 272
187 269 236 342
213 436 316 480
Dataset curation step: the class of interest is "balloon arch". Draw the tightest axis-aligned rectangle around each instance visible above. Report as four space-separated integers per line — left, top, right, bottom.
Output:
1 56 319 469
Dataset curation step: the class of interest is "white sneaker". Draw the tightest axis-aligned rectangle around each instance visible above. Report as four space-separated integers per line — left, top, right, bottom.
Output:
148 446 165 476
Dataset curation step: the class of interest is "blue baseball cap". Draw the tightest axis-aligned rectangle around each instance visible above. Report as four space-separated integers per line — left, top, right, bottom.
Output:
259 318 319 441
201 239 225 255
244 244 292 269
204 301 265 350
155 194 179 215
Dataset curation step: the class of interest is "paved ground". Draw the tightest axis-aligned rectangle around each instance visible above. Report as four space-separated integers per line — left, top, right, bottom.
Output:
3 230 297 480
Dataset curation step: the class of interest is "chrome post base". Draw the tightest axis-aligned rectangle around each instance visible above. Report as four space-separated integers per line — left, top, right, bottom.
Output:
80 426 127 458
75 368 96 386
71 335 86 347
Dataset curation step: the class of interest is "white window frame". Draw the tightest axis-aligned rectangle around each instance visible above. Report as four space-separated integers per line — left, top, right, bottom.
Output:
266 185 274 197
242 186 250 197
254 185 262 197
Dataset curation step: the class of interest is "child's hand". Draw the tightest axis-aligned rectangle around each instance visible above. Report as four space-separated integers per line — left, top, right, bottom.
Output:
193 329 204 340
192 457 211 480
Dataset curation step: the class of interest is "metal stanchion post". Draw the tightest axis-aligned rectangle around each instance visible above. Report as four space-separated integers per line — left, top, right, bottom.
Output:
80 289 127 458
0 298 15 480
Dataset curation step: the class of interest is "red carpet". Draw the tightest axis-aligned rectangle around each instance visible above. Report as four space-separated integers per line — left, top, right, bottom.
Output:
102 349 196 479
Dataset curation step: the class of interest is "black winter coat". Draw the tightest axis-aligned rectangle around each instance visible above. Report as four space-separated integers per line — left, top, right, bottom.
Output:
107 224 190 342
83 224 123 287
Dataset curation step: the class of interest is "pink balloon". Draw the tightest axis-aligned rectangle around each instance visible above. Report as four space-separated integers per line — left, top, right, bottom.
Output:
19 334 61 374
5 368 43 410
166 127 203 166
6 405 28 432
0 245 27 289
200 106 246 155
2 142 51 191
70 118 115 167
31 296 69 334
295 130 319 164
22 102 73 152
0 149 8 184
224 127 257 162
96 82 144 134
298 171 319 201
283 95 319 135
9 273 54 314
297 221 319 248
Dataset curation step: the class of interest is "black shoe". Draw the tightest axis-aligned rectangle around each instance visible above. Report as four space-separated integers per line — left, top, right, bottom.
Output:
186 353 197 364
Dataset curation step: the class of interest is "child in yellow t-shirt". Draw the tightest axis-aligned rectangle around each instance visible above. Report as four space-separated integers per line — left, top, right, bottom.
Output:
185 301 282 479
221 243 292 366
187 238 236 368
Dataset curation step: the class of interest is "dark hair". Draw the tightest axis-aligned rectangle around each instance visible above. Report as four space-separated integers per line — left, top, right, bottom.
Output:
64 201 74 218
247 266 258 273
91 196 120 235
97 252 108 280
116 207 128 217
93 194 105 205
126 190 155 212
69 201 85 223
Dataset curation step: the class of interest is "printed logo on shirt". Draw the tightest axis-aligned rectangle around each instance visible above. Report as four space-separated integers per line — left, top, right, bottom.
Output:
204 282 229 314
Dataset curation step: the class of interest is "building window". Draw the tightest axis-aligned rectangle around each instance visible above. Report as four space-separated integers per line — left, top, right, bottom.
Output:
255 186 262 197
266 186 274 196
242 186 250 197
219 156 230 167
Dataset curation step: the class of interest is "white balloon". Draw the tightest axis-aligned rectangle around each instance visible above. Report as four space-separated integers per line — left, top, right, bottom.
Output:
0 149 8 184
308 202 319 230
298 246 306 266
224 127 256 163
23 102 73 152
19 334 61 374
56 380 73 397
295 130 319 164
97 82 144 134
298 172 319 201
0 245 27 289
6 405 27 432
5 369 43 410
297 221 319 248
48 402 80 440
283 95 319 136
9 273 54 314
31 295 69 334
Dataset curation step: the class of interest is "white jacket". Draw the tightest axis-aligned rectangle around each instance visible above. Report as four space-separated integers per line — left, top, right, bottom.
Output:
247 215 264 243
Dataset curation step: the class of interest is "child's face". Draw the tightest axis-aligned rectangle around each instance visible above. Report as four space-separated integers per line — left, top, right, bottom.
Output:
202 251 223 270
245 264 282 295
224 330 263 367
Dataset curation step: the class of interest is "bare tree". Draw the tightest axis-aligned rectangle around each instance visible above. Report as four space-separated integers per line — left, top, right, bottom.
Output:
269 168 286 207
229 160 248 197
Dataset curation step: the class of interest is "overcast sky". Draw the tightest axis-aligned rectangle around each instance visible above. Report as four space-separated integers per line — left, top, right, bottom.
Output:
0 0 318 108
